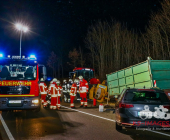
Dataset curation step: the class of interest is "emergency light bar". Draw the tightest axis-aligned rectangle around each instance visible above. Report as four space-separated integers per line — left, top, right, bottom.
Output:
28 55 37 60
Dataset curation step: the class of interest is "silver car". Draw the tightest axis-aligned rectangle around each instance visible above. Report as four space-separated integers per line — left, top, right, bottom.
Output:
115 88 170 130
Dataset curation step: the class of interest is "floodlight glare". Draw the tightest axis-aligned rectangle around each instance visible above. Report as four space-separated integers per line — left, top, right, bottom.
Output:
15 22 29 57
15 23 22 30
23 26 28 32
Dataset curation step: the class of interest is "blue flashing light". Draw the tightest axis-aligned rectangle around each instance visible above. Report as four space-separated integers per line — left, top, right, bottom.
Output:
0 54 3 57
47 77 52 81
30 55 36 58
29 54 36 60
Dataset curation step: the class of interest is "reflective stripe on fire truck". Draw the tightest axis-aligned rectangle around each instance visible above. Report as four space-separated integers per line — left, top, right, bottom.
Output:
0 95 35 97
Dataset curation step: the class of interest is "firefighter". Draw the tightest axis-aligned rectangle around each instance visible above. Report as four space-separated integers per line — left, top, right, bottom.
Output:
75 79 80 100
67 79 73 102
70 79 78 108
79 76 89 107
39 78 48 105
48 78 58 110
56 80 62 109
62 79 68 102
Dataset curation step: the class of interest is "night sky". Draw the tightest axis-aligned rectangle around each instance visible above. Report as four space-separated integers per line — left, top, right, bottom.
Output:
0 0 162 77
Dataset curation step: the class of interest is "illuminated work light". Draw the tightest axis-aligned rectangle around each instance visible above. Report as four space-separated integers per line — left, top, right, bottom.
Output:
8 55 10 58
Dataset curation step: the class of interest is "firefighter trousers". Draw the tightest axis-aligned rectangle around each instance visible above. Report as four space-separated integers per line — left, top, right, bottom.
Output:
80 93 87 106
41 94 47 104
70 95 75 107
50 97 57 109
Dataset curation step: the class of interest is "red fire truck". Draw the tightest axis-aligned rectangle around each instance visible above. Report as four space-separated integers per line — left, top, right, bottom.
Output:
62 67 100 102
69 67 100 85
0 54 46 112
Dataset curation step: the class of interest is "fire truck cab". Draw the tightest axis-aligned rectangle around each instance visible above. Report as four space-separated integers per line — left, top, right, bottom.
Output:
69 67 100 85
0 54 46 112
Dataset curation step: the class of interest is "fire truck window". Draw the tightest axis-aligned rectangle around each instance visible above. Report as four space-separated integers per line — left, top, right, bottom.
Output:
20 67 26 72
0 66 10 79
12 67 17 72
84 71 89 79
24 67 33 78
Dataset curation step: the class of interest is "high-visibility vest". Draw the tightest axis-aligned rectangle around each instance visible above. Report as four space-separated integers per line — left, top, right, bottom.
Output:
79 79 89 93
39 82 47 94
62 83 67 93
48 83 57 97
56 85 62 96
70 83 77 96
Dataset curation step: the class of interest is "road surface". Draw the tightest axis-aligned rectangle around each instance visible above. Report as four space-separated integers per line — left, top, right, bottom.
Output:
0 102 170 140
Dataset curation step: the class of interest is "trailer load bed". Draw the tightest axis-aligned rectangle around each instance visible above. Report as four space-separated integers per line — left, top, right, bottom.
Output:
107 57 170 99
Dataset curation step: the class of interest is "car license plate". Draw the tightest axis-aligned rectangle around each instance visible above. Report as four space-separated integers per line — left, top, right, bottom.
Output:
9 100 21 103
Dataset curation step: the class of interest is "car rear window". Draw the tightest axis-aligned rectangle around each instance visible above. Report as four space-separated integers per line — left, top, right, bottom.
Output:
124 91 169 103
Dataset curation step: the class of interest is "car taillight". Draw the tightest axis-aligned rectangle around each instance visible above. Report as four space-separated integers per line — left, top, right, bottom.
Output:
163 105 170 110
119 103 134 108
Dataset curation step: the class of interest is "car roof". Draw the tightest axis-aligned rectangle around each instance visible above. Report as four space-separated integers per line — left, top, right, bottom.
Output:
125 88 164 92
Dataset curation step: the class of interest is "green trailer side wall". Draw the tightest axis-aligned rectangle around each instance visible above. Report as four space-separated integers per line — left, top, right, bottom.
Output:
107 59 170 96
107 61 151 96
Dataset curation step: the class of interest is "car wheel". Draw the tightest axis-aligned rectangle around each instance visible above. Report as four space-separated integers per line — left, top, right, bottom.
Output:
116 122 122 130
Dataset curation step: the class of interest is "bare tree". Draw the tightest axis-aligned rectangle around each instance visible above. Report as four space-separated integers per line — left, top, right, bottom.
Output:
47 51 57 77
68 48 80 68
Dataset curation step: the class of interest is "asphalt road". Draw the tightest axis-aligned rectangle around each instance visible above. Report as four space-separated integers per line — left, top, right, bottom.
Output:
0 102 170 140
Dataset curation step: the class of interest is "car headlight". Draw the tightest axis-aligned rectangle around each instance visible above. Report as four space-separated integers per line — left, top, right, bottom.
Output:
32 99 39 103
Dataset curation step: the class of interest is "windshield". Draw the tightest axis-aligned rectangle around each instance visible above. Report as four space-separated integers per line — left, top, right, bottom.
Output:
124 91 169 103
75 70 94 80
0 60 37 80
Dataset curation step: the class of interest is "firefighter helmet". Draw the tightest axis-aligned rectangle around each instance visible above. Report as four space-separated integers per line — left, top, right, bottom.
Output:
52 78 57 82
69 79 73 82
74 79 79 83
63 79 67 83
78 75 83 80
40 78 44 81
56 80 60 84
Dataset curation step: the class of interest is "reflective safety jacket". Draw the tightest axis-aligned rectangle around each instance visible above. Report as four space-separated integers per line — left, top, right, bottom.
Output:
56 85 62 97
70 83 77 96
79 79 89 93
62 82 67 93
39 82 47 94
48 82 57 97
67 81 73 92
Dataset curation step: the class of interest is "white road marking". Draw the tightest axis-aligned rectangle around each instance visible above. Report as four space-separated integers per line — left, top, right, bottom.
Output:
61 105 116 122
61 106 170 137
0 114 15 140
147 129 170 137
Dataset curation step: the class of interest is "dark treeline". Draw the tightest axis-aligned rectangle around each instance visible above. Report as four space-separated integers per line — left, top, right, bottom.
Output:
85 0 170 81
47 0 170 81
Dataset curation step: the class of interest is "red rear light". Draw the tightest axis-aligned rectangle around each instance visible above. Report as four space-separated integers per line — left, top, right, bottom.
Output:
119 103 134 108
163 105 170 110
